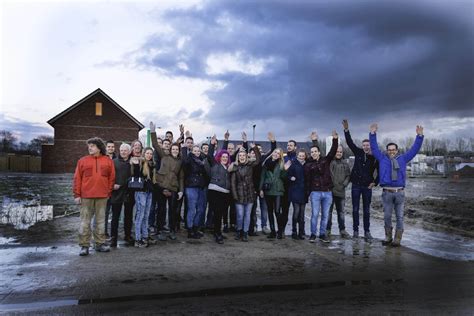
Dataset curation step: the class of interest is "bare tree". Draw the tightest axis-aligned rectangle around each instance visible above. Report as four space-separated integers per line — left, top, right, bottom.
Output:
0 130 18 153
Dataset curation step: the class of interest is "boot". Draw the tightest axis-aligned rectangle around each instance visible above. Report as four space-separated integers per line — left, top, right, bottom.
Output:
242 232 249 242
391 229 404 247
192 226 201 239
109 237 117 248
382 227 393 246
234 230 242 240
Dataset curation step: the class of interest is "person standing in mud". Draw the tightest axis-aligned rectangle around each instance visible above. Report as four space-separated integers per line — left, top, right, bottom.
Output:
229 144 261 241
285 149 308 240
342 119 379 241
130 147 156 248
369 123 424 247
104 140 116 238
304 130 339 243
259 148 290 239
182 140 210 239
110 143 134 247
150 122 184 240
73 137 115 256
206 135 232 244
327 145 351 239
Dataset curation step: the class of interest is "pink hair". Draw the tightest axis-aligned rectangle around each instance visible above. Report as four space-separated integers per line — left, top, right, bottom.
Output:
215 149 230 166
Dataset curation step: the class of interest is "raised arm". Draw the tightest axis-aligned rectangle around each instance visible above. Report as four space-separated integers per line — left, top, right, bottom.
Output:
369 123 384 161
222 130 230 150
402 125 424 162
310 131 319 147
150 121 166 158
342 119 361 154
326 130 339 162
249 144 262 168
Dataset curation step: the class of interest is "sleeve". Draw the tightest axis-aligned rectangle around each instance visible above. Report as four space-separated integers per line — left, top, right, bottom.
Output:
108 160 116 197
373 160 380 185
280 165 288 180
259 168 266 191
343 163 350 187
326 137 338 161
312 139 318 147
304 164 311 197
181 147 190 165
151 132 165 158
249 146 262 168
402 135 424 162
243 141 248 152
222 140 229 150
231 172 238 200
271 140 277 152
208 143 216 166
178 166 184 193
73 159 82 198
344 130 361 155
369 133 384 161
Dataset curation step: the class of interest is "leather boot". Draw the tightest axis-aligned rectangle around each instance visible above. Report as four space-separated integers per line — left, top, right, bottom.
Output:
391 229 404 247
382 227 393 246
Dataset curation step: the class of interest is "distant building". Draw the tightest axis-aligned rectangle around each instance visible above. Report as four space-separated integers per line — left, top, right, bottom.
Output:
42 88 144 173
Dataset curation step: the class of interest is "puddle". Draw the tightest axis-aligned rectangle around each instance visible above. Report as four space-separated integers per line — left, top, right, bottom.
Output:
0 245 77 266
0 279 403 312
0 197 53 230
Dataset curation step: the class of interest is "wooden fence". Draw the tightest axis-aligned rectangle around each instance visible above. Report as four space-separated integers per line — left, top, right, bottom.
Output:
0 154 41 173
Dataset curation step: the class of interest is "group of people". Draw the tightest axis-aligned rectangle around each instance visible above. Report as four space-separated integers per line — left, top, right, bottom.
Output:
73 120 424 257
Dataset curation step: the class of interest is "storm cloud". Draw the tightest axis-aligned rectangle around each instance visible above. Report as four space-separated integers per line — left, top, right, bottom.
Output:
129 0 473 140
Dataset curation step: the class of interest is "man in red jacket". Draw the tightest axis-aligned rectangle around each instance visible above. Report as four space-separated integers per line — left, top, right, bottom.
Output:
74 137 115 256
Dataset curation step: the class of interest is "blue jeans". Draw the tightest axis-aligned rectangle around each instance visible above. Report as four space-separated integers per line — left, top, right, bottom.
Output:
258 196 268 228
351 184 373 233
185 187 206 229
235 203 253 232
382 191 405 230
310 191 333 236
135 191 152 241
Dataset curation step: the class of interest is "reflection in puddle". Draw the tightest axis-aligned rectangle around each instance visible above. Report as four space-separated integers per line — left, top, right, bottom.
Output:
0 197 53 230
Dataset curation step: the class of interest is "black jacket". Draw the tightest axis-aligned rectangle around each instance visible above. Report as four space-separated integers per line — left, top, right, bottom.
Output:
181 147 210 188
344 130 379 187
111 156 131 204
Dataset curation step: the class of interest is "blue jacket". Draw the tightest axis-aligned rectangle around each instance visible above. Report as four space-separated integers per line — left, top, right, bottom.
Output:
344 130 379 187
287 160 306 204
369 133 424 188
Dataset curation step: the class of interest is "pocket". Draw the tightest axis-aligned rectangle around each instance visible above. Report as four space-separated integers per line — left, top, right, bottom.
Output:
84 167 93 177
100 165 110 177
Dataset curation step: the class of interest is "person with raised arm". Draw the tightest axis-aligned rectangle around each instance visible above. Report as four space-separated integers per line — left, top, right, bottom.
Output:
369 123 424 247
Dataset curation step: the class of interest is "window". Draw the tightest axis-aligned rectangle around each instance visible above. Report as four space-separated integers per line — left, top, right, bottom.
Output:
95 102 102 116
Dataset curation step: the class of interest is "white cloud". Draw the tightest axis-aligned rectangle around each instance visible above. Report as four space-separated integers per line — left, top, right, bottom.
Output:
206 52 272 76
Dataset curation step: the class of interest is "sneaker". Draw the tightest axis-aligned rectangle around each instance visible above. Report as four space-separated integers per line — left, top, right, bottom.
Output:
326 230 331 238
109 237 117 248
298 234 306 240
234 230 242 240
309 234 317 243
340 230 351 239
291 232 298 240
158 233 168 241
169 231 177 240
267 231 276 239
319 235 330 243
147 236 157 245
230 225 237 232
353 231 359 239
79 246 89 256
364 231 373 242
223 224 229 233
248 231 258 237
262 226 271 235
215 234 224 244
95 244 110 252
124 236 135 245
162 225 170 233
134 240 141 248
277 232 283 239
242 232 249 242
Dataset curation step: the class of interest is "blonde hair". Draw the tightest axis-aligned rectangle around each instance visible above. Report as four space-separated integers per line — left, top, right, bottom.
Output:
274 148 285 168
141 147 154 179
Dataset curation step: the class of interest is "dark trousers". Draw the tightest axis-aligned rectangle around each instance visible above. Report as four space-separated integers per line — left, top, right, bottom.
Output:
111 201 134 239
249 197 258 234
208 190 230 235
351 184 372 233
223 201 236 227
104 198 112 235
158 189 179 232
280 193 290 233
155 187 168 231
149 184 160 228
327 196 346 232
265 195 281 233
292 202 306 235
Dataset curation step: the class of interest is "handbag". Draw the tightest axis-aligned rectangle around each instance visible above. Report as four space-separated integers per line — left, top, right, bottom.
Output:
128 177 144 190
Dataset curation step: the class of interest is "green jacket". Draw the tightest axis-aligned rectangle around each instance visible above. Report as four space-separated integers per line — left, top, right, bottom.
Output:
259 162 287 196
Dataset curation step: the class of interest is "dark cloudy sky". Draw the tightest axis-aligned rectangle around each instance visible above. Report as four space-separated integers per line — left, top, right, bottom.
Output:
2 0 473 143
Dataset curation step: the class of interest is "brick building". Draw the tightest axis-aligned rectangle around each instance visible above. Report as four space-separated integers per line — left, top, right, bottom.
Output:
42 88 144 173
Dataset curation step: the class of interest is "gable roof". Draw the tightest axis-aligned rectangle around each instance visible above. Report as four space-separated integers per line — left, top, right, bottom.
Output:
47 88 145 129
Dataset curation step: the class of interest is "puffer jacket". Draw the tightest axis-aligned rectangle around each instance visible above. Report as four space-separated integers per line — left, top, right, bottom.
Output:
181 147 210 189
259 158 287 196
230 148 261 204
304 137 338 195
330 158 351 198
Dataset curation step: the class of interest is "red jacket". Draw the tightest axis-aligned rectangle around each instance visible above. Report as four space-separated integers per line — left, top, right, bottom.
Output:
73 155 115 198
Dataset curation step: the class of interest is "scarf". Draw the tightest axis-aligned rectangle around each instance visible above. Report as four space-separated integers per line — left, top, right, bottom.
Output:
390 156 400 181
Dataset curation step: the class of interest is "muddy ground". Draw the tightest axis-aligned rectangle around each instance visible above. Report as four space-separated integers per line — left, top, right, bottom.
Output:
0 173 473 314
